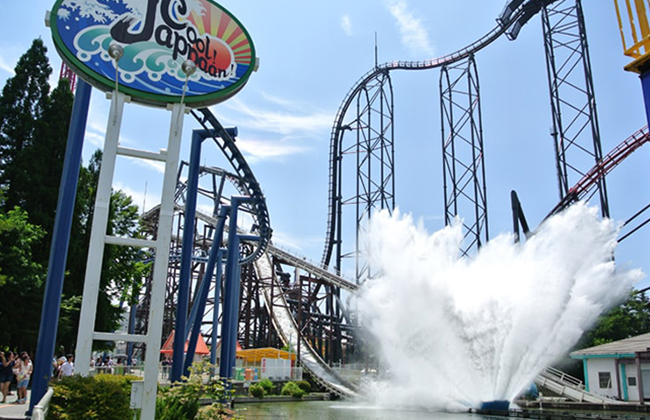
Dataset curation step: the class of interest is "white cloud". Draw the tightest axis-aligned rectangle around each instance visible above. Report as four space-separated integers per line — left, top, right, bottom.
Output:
212 95 335 161
84 118 107 150
386 0 435 57
341 14 353 36
220 97 333 136
236 136 311 163
128 156 166 174
0 54 15 76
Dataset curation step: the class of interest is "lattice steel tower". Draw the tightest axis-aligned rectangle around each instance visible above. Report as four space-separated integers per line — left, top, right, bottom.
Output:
440 55 489 256
542 0 609 217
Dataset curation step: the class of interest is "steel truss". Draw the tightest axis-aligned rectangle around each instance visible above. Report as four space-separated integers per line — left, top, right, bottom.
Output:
326 69 395 281
440 54 489 256
135 156 357 369
135 164 280 359
269 257 356 366
542 0 609 217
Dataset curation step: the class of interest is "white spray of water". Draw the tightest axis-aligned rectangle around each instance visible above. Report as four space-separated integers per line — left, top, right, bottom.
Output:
358 203 643 412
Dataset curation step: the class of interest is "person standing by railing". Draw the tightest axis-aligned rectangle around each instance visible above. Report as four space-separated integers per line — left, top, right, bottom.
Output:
0 351 15 403
59 354 74 378
14 352 32 404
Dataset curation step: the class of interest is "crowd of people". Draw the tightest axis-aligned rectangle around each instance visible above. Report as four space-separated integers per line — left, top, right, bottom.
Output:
53 354 75 379
0 351 33 405
0 350 77 406
0 350 146 407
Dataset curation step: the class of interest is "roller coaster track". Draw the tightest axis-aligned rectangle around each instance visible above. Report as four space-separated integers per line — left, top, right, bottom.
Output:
182 1 563 397
190 108 272 264
254 251 358 398
322 0 558 267
546 126 650 218
268 244 359 293
169 160 359 396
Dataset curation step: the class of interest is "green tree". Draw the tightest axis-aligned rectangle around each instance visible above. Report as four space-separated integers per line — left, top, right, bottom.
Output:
556 291 650 380
582 291 650 346
26 78 74 262
0 206 46 350
0 38 53 213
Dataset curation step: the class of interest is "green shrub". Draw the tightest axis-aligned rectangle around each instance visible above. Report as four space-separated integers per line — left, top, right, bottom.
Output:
295 380 311 393
155 389 199 420
196 403 235 420
248 383 265 398
49 374 138 420
280 381 305 399
155 360 230 420
258 378 275 395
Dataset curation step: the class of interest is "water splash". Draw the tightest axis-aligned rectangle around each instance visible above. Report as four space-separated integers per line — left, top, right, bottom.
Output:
358 203 643 412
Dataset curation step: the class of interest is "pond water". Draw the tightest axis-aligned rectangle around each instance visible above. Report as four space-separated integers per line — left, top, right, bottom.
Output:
236 400 491 420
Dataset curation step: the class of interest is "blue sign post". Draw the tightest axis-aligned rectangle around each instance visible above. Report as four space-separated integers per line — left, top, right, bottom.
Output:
28 80 92 416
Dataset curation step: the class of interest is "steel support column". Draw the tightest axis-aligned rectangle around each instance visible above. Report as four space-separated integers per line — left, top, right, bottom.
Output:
440 55 489 256
326 70 395 281
542 0 609 217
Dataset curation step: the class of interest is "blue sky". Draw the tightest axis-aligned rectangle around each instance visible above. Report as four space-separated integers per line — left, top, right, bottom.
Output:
1 1 649 289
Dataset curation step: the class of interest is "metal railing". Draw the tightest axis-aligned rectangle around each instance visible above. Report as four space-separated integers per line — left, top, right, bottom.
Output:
614 0 650 59
32 386 54 420
91 365 144 377
542 366 585 389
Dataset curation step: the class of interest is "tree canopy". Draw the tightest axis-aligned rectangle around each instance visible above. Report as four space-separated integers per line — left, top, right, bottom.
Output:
582 291 650 347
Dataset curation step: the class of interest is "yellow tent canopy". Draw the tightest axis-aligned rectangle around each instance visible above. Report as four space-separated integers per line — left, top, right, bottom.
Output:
236 347 296 363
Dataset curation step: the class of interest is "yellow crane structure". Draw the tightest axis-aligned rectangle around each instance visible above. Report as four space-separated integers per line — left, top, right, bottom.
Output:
614 0 650 123
615 0 650 71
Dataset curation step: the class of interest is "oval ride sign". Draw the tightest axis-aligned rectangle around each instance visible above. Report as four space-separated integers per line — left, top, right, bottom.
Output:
49 0 257 107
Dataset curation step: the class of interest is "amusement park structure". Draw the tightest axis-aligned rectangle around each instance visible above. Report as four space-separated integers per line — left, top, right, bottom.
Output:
28 0 650 417
123 0 650 399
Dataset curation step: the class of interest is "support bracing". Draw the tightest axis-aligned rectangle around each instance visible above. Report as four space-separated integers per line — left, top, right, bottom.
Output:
440 54 489 257
542 0 610 217
324 70 395 282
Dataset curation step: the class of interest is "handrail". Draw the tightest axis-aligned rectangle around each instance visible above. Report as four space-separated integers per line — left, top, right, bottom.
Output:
32 386 54 420
542 366 584 389
268 243 359 292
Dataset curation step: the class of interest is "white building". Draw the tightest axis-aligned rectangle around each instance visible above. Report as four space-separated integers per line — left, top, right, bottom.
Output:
571 332 650 402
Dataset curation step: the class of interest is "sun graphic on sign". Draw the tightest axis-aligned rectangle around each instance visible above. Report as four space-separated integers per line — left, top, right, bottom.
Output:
187 0 253 76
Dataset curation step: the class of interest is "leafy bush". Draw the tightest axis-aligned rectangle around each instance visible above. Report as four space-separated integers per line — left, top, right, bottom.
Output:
48 362 233 420
295 380 311 393
248 383 265 398
156 360 230 420
49 374 140 420
155 389 200 420
196 403 236 420
258 378 275 395
280 381 305 399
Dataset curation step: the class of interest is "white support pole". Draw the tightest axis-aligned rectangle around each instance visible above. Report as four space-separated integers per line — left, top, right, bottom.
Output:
140 102 186 420
75 91 127 376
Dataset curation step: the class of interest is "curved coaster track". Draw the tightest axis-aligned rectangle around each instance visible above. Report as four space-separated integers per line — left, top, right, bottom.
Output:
321 0 560 268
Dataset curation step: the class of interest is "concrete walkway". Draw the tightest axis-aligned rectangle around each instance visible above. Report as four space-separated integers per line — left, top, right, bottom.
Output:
0 390 31 420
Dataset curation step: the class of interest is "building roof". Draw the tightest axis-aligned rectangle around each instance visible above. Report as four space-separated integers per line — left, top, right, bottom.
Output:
236 347 296 363
160 330 210 355
571 332 650 359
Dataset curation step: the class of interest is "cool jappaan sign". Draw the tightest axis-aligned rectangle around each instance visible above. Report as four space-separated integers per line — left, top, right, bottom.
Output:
50 0 256 107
